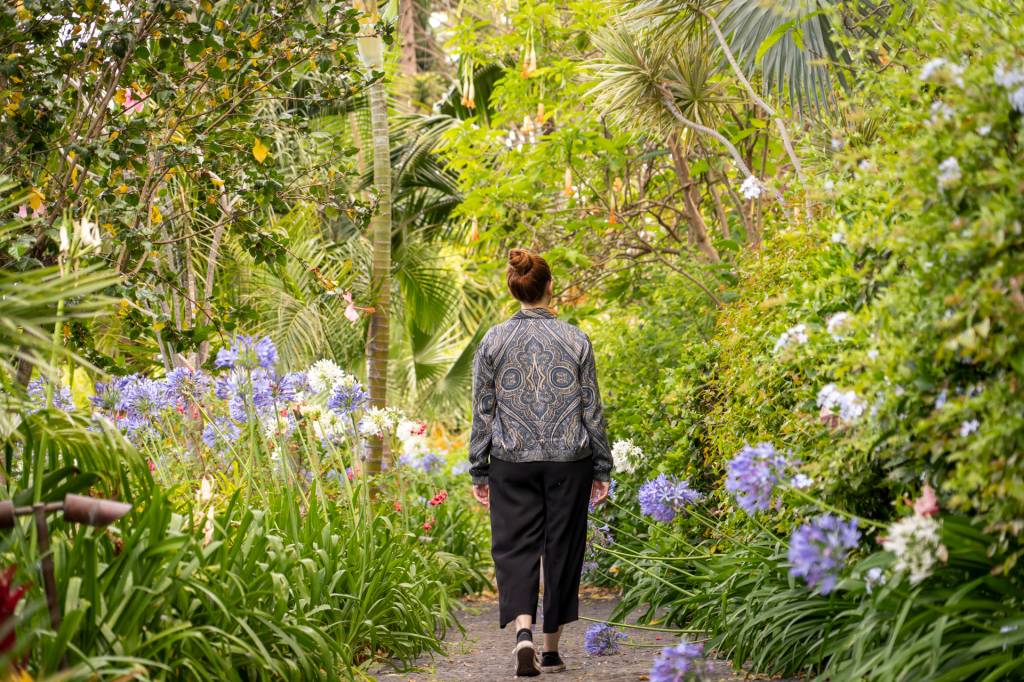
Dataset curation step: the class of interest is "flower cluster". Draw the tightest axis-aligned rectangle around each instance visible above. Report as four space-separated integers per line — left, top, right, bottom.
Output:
638 474 702 523
611 439 643 474
27 377 75 413
994 62 1024 113
919 57 965 87
358 406 402 437
773 323 809 353
937 156 962 189
583 623 627 656
880 484 948 585
826 312 852 341
428 490 448 506
649 640 710 682
787 514 861 594
215 335 277 371
739 175 763 200
582 522 613 576
817 383 866 423
725 442 797 515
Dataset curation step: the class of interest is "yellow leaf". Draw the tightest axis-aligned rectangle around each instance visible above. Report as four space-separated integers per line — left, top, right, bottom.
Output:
117 184 129 194
217 56 229 70
252 138 269 164
249 32 262 49
109 130 120 141
153 322 165 332
28 188 43 211
219 85 231 100
15 1 31 20
150 204 163 224
215 19 225 30
71 165 79 185
114 89 126 105
201 0 212 10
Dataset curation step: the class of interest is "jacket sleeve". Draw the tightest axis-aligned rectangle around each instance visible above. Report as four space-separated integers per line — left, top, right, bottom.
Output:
580 335 612 482
468 333 495 485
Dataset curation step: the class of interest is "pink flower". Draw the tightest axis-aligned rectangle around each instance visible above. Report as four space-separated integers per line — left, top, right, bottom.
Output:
393 501 402 512
429 490 449 506
147 458 156 472
913 484 940 517
16 204 27 219
123 89 144 115
343 291 360 323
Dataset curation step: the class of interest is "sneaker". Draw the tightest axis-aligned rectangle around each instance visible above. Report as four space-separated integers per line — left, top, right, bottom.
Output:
540 651 565 673
513 640 541 677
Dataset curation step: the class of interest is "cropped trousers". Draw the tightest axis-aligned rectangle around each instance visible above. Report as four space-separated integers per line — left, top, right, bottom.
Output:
488 455 592 634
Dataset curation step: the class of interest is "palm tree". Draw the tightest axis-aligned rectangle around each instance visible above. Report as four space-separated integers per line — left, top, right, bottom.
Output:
354 0 394 474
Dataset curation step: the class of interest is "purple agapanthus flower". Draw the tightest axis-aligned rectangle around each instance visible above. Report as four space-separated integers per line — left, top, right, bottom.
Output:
202 417 241 453
27 377 75 413
583 623 627 656
91 375 136 413
725 442 793 514
787 513 860 594
451 460 472 476
583 522 613 575
214 335 278 370
277 371 309 402
638 474 702 523
216 369 274 421
165 367 211 406
122 377 169 432
327 381 368 414
650 640 710 682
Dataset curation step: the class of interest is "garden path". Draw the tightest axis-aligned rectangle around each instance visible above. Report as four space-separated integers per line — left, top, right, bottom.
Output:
374 588 783 681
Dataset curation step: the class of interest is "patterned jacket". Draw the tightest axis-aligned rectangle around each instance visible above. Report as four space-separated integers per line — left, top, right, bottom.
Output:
469 307 612 484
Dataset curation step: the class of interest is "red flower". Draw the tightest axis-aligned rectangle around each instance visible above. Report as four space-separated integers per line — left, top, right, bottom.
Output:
0 565 28 656
147 458 156 472
393 501 402 512
422 520 432 531
429 490 448 507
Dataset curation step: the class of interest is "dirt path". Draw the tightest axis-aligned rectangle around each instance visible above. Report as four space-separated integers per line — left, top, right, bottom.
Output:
373 590 780 681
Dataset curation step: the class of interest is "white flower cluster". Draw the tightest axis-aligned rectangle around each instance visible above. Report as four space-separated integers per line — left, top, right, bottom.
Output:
959 418 980 438
739 176 763 200
937 156 962 189
307 359 357 394
919 58 965 87
817 383 866 423
881 515 948 585
611 439 644 474
396 417 428 455
302 405 347 441
826 312 852 341
773 323 809 353
994 62 1024 114
929 100 955 125
358 406 402 437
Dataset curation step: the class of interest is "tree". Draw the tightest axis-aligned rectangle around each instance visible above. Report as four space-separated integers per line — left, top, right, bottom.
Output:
353 0 393 473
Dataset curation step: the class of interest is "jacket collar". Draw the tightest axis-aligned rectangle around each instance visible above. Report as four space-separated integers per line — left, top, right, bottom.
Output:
512 307 555 320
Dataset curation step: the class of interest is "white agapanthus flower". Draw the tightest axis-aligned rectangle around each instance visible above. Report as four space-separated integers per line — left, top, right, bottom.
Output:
76 218 102 251
306 359 352 393
739 176 763 200
773 323 809 353
817 383 866 422
791 473 814 490
881 515 948 585
919 58 964 86
611 439 644 474
310 409 346 441
358 406 400 437
959 418 980 437
826 312 852 340
937 156 962 189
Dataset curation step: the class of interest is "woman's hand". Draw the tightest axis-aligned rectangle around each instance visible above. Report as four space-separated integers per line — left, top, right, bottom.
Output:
590 480 611 508
472 483 490 508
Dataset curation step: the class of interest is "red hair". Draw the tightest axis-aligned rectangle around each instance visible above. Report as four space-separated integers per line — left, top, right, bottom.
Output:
506 249 552 304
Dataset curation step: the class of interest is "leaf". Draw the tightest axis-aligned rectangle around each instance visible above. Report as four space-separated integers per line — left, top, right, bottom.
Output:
150 204 163 224
252 139 269 164
755 18 800 62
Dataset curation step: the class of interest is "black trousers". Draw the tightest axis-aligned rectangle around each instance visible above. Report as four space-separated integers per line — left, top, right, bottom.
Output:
489 456 592 634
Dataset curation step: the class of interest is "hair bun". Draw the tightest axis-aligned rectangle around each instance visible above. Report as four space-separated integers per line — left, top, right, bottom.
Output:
508 249 533 276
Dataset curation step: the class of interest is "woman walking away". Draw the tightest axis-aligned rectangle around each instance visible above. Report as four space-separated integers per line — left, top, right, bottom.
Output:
469 248 613 677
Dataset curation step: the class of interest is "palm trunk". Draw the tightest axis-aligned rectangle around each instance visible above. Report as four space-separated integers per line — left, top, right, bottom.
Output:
356 2 392 474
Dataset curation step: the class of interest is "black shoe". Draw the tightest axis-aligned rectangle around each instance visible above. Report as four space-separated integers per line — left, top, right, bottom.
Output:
540 651 565 673
514 640 541 677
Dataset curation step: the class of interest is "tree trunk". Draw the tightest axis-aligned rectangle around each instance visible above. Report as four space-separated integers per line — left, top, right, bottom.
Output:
398 0 418 77
667 136 719 263
356 2 392 475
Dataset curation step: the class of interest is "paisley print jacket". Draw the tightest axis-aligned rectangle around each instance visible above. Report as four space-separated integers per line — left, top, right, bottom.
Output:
469 307 612 484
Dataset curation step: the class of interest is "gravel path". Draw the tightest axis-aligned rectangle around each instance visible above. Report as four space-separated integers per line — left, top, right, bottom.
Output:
373 589 785 681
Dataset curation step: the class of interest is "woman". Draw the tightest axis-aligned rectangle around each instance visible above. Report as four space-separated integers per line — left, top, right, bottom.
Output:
469 248 613 677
